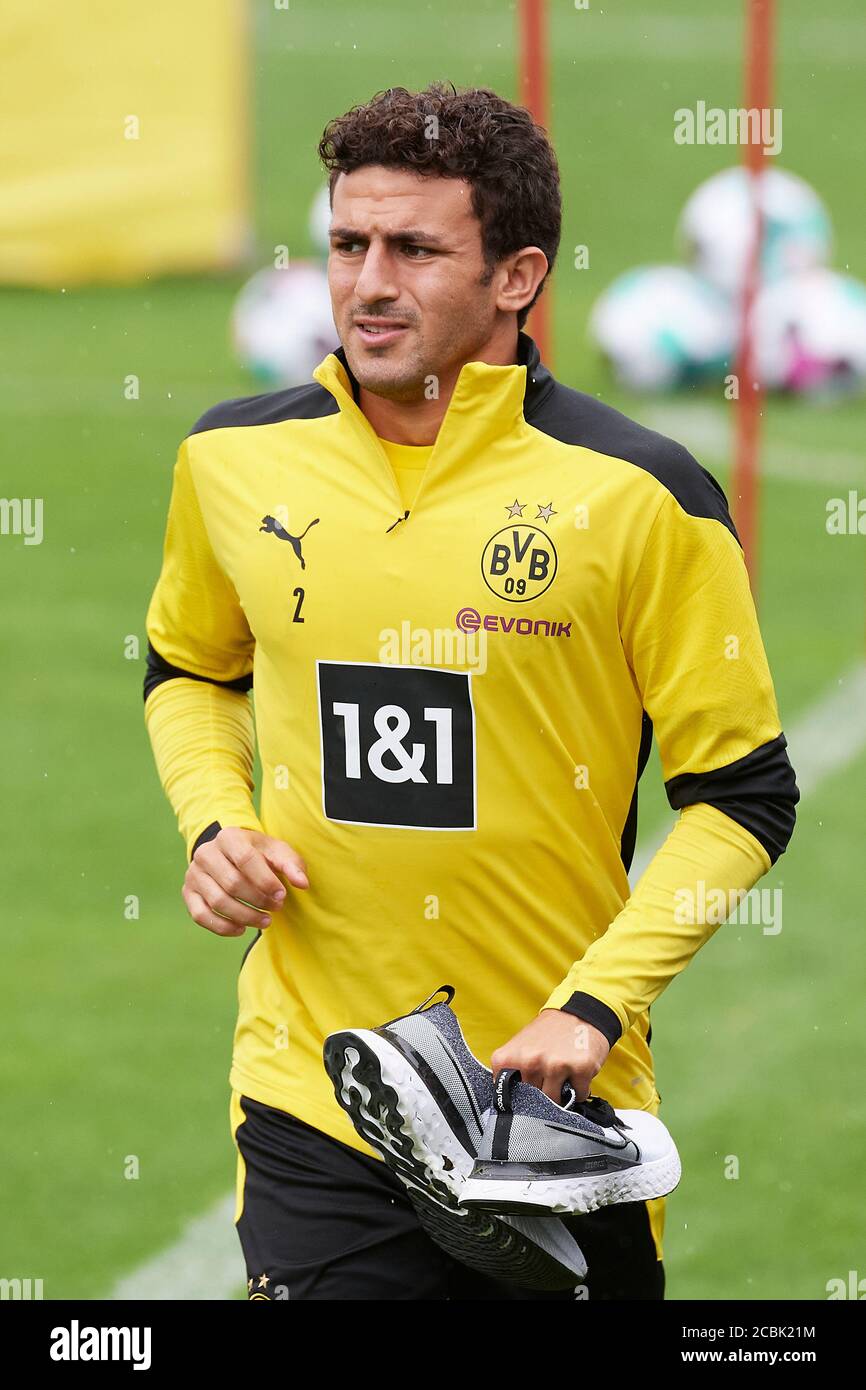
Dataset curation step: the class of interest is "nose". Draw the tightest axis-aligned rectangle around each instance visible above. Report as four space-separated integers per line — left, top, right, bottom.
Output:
353 239 399 307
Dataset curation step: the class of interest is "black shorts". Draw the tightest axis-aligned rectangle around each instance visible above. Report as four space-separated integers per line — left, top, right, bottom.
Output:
231 1092 665 1301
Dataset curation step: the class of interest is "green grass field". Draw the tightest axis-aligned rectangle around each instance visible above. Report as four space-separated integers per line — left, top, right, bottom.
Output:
1 0 864 1300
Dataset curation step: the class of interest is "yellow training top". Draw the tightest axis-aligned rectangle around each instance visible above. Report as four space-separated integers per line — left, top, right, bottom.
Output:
143 332 798 1183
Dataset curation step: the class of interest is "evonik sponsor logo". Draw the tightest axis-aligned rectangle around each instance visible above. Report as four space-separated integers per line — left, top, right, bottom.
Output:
455 606 572 638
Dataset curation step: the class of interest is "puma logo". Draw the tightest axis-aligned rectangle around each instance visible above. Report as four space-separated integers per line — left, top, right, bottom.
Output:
259 515 319 569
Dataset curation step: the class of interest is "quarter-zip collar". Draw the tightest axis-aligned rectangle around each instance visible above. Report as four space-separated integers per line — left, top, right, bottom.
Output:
312 331 555 469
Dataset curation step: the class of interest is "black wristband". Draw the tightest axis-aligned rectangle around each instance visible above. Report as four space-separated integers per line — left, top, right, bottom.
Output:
190 820 222 862
558 991 623 1048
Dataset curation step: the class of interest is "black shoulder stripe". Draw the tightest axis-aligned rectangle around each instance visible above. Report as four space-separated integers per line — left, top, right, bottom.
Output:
187 378 339 437
523 353 738 541
665 733 799 865
143 640 253 703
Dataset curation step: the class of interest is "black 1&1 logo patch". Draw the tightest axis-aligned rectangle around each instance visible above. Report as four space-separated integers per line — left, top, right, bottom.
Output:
317 661 476 829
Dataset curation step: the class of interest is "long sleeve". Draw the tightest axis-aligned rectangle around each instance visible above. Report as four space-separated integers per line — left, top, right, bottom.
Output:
543 482 799 1043
543 802 771 1039
143 436 264 859
144 678 264 861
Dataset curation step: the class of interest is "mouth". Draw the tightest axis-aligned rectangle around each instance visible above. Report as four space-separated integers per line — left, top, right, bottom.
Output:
353 318 409 348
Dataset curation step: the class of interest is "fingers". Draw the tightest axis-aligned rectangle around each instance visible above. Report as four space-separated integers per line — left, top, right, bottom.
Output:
491 1052 556 1096
525 1065 571 1102
183 887 248 938
540 1074 565 1103
542 1073 590 1103
513 1069 589 1104
185 863 272 928
192 837 280 911
491 1012 609 1104
257 835 309 890
183 827 309 937
491 1050 586 1104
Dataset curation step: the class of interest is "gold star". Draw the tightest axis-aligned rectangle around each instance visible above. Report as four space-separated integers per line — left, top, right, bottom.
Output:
258 1273 270 1288
247 1277 253 1292
536 502 557 522
505 498 525 517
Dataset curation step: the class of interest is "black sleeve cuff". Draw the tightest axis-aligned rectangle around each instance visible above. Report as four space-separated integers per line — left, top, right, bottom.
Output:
190 820 222 862
665 732 799 865
558 991 623 1048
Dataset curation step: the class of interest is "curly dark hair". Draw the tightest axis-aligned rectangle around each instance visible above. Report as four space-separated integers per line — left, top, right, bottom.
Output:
317 82 561 330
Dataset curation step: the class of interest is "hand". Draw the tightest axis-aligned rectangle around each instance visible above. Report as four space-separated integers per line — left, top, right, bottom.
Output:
183 827 309 938
491 1009 611 1103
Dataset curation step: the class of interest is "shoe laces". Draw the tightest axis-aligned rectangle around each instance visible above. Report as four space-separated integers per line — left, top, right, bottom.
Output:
560 1083 625 1130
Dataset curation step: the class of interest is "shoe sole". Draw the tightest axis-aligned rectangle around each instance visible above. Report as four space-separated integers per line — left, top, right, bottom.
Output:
324 1028 472 1201
323 1028 587 1287
459 1146 682 1217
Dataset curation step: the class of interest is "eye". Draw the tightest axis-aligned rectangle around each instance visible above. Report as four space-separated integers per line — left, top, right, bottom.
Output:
402 243 435 258
332 239 364 254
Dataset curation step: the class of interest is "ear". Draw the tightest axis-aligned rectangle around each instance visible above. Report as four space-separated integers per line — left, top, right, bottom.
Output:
494 247 549 317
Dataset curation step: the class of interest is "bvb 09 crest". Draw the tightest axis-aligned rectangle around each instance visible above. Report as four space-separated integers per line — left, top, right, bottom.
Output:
481 524 558 603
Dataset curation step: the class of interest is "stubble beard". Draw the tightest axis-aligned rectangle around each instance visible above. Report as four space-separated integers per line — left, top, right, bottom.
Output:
345 337 432 404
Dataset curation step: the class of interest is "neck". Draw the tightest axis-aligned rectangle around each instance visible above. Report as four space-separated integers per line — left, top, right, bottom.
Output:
358 322 521 445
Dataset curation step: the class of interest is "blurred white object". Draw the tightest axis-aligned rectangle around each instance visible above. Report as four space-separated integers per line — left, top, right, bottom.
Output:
589 265 736 391
678 166 832 297
308 185 332 256
753 268 866 394
231 262 337 386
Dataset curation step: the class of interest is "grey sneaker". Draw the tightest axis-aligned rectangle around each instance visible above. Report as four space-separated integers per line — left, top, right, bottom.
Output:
459 1068 681 1217
323 987 587 1289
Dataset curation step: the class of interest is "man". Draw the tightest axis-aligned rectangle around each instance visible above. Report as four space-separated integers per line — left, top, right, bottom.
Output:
143 83 798 1300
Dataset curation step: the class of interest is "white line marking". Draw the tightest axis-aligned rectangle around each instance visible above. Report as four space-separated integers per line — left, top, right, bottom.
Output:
644 403 866 488
777 661 866 798
251 13 866 63
109 1194 241 1302
109 662 866 1298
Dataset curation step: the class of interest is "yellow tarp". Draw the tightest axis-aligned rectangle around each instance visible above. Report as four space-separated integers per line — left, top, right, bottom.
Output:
0 0 250 285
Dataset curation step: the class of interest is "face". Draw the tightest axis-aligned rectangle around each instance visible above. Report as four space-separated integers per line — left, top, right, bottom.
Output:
327 165 503 401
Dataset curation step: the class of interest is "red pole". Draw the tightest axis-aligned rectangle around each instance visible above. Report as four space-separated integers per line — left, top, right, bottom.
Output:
732 0 775 594
518 0 552 366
